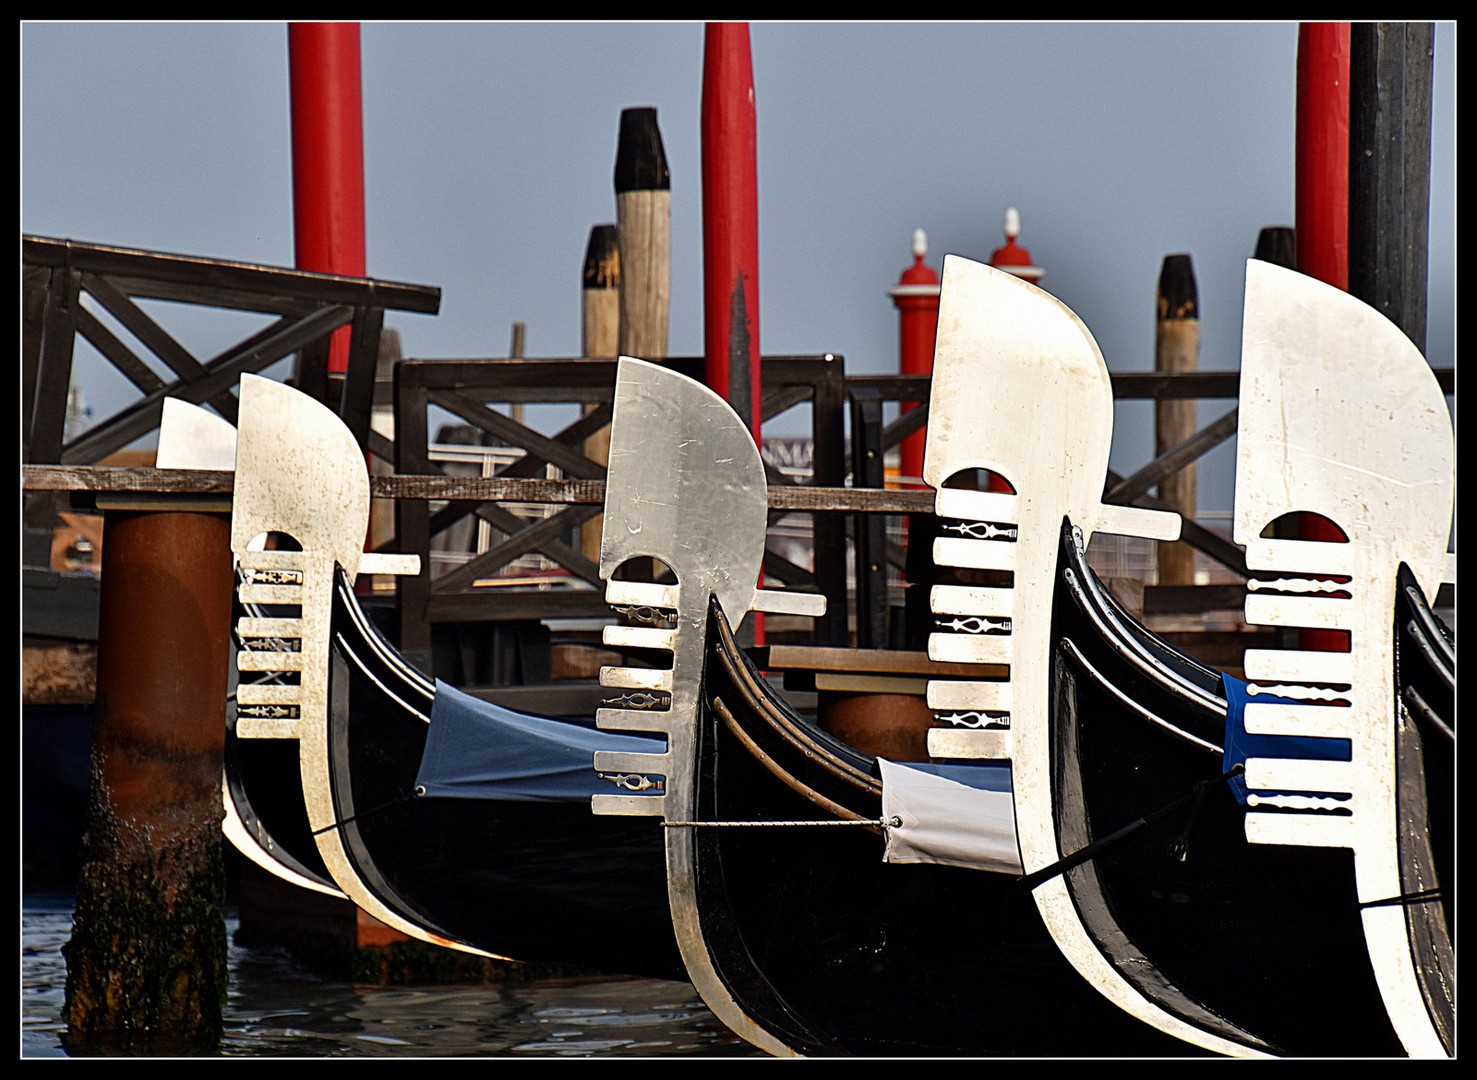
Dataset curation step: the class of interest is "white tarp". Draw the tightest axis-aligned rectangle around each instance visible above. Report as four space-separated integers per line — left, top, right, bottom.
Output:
878 757 1023 874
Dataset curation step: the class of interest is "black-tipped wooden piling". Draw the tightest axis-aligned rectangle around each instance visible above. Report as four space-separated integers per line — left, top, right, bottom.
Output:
1254 226 1298 270
1154 254 1200 588
580 224 620 562
63 506 233 1054
614 107 671 362
1348 21 1433 354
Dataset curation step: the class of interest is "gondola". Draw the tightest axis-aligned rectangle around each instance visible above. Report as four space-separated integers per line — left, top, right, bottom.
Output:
591 356 1204 1056
148 396 348 901
1228 260 1455 1057
918 256 1271 1057
225 373 688 979
922 257 1453 1057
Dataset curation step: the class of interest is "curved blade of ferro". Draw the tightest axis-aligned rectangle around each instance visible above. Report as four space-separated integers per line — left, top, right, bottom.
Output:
229 375 497 954
590 356 823 1058
156 395 348 899
1233 258 1455 1058
919 256 1275 1058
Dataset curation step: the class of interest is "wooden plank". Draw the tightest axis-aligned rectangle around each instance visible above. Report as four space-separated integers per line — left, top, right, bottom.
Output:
23 467 941 514
761 644 1005 679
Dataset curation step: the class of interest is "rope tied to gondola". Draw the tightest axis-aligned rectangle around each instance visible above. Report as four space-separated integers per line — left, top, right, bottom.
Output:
664 817 903 829
311 787 424 836
1359 888 1443 910
1013 764 1246 892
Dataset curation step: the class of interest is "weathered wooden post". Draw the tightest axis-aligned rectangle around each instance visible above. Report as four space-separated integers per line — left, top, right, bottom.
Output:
613 107 671 590
1348 21 1433 355
63 492 234 1053
580 223 620 563
614 107 671 364
1154 254 1200 588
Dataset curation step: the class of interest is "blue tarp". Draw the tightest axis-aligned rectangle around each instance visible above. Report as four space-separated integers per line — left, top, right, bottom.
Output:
413 680 666 803
896 759 1013 792
1219 673 1351 803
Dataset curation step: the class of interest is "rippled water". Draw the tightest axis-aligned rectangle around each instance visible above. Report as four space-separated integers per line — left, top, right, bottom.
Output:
22 897 763 1058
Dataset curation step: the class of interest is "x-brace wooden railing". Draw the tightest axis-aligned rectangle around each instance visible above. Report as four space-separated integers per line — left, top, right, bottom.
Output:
22 235 441 473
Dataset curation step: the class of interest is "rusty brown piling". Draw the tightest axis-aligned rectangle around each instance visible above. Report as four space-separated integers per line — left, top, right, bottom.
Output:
62 504 234 1054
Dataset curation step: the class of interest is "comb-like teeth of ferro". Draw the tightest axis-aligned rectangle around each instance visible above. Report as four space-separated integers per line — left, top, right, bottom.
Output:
1244 593 1354 633
590 579 678 814
926 676 1012 711
602 624 678 653
1242 756 1358 848
928 515 1018 755
234 550 329 738
1244 538 1356 576
934 535 1018 572
1244 649 1356 688
1243 701 1353 740
928 678 1012 731
929 582 1016 665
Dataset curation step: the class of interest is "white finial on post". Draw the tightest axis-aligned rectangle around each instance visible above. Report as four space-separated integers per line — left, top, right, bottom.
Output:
1004 207 1021 240
912 228 928 259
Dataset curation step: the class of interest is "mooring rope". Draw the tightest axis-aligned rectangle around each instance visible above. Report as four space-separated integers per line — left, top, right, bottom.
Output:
1359 887 1443 910
1014 764 1245 892
664 817 902 829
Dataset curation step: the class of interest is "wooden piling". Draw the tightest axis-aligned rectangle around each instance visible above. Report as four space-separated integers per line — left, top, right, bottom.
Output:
1154 254 1200 588
580 224 620 563
63 505 233 1054
613 107 673 590
1348 21 1433 354
614 107 671 363
1254 226 1297 270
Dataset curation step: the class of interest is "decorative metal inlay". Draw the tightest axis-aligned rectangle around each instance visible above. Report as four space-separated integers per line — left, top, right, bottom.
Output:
1246 574 1351 599
613 604 678 628
599 773 664 792
937 710 1011 729
937 615 1013 635
941 519 1018 541
236 703 301 720
242 567 305 587
602 691 671 710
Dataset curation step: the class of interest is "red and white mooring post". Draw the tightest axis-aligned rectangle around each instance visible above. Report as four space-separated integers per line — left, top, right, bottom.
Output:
987 207 1045 286
889 229 941 489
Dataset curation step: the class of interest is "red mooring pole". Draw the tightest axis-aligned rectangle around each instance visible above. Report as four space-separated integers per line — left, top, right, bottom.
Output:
1294 22 1351 650
701 22 763 440
890 229 940 490
701 23 764 645
288 21 366 376
1296 22 1350 292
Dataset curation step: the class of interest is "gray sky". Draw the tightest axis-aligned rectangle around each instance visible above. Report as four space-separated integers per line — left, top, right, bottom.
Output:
21 21 1456 515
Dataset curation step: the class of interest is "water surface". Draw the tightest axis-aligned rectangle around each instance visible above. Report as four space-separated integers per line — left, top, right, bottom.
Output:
22 897 762 1058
